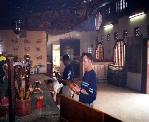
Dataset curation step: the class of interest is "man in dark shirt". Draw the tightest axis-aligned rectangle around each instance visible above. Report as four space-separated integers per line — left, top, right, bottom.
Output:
62 54 74 97
79 53 97 107
62 54 74 81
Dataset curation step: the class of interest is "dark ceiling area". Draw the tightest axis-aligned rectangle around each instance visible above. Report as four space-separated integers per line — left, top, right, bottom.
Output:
0 0 148 33
0 0 104 32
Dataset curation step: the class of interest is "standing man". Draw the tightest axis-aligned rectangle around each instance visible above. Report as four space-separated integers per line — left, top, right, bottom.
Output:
79 53 97 107
62 54 74 98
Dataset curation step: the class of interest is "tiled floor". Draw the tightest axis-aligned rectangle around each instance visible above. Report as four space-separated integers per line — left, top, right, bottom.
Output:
93 83 149 122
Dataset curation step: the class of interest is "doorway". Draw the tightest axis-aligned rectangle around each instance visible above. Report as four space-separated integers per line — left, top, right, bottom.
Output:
60 39 80 78
52 44 60 75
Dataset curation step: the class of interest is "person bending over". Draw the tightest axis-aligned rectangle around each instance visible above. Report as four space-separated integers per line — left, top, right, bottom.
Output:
61 54 74 98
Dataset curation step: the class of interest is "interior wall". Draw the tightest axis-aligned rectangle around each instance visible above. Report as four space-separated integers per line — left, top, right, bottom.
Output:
47 31 96 60
97 13 148 61
47 31 96 77
97 12 149 91
0 30 47 73
127 72 142 91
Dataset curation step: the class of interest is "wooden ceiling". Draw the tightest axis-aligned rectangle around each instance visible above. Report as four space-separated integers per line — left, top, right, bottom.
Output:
0 0 105 32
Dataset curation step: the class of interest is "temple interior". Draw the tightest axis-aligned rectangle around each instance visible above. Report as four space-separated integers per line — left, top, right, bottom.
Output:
0 0 149 122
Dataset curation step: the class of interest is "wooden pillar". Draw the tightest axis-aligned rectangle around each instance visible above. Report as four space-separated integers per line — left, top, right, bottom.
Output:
8 59 15 122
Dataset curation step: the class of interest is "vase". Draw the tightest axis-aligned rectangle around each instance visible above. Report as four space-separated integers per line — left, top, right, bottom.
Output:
15 99 32 116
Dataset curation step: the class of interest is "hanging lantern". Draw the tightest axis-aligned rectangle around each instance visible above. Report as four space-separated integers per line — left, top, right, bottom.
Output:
14 19 22 34
95 12 102 30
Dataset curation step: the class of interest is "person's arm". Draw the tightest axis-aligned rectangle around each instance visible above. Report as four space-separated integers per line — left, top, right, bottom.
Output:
70 84 89 95
80 88 89 95
67 70 72 80
67 65 74 81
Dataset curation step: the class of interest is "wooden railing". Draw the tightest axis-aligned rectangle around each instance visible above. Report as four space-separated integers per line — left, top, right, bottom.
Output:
60 95 122 122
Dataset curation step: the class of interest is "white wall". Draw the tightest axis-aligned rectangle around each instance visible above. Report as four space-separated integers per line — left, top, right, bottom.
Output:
47 31 96 57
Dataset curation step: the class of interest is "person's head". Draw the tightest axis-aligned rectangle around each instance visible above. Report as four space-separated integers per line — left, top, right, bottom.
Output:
63 54 70 66
81 53 93 71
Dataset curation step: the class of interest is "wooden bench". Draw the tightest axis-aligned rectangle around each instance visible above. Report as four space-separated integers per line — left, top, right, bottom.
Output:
60 95 121 122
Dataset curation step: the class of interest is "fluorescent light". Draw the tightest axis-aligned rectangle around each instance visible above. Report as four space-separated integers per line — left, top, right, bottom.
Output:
104 24 113 28
129 12 145 19
104 24 113 31
129 12 146 21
